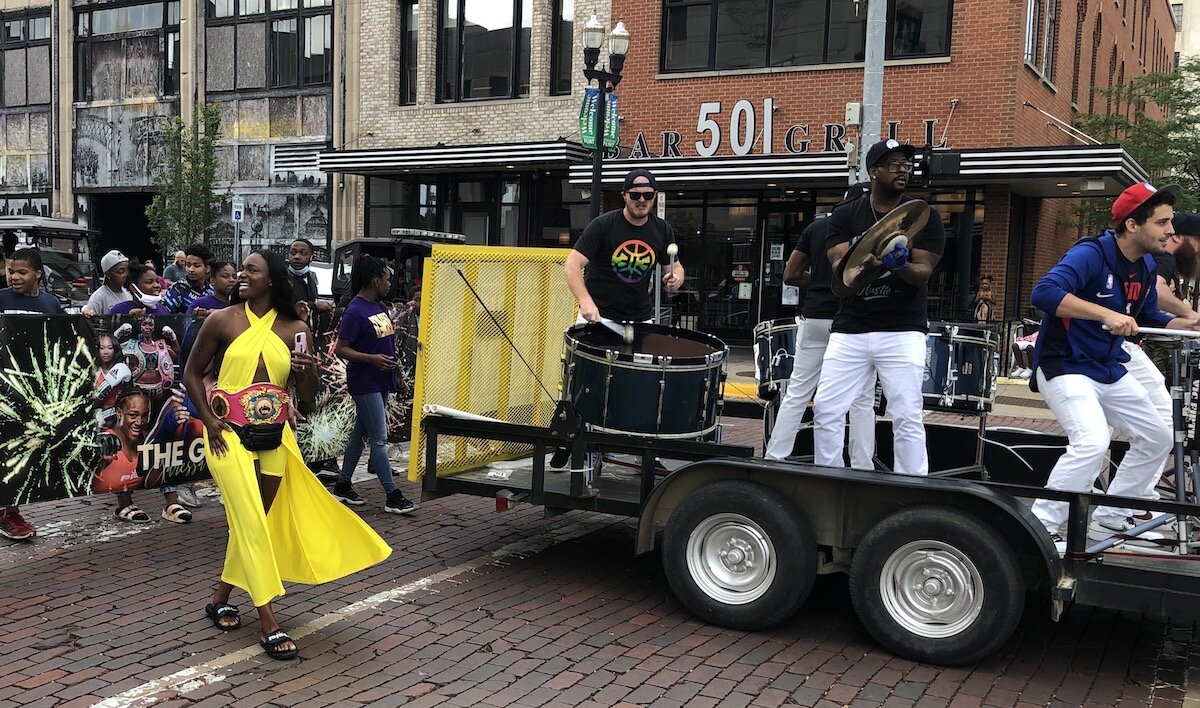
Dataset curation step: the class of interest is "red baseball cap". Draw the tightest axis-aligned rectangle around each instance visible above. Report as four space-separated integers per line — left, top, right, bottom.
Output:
1111 181 1180 224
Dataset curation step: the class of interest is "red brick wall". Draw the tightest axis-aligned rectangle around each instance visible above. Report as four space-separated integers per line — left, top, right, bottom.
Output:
612 0 1174 153
980 185 1011 318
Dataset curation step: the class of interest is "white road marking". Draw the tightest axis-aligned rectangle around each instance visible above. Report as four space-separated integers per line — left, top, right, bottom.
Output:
90 517 616 708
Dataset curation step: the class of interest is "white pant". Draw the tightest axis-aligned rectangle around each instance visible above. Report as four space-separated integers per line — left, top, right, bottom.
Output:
814 331 928 476
1122 341 1172 429
765 317 876 467
1029 369 1171 533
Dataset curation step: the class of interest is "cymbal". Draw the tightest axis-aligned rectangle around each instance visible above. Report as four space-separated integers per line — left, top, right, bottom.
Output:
832 200 931 297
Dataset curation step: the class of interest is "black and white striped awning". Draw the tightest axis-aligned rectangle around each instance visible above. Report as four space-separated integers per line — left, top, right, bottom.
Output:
319 140 591 175
567 144 1150 197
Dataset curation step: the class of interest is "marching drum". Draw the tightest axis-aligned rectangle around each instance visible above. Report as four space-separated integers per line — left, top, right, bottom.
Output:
752 317 798 399
563 322 727 438
922 322 998 412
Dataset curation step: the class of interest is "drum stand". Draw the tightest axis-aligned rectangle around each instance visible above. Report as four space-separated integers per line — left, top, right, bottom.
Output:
1086 333 1200 555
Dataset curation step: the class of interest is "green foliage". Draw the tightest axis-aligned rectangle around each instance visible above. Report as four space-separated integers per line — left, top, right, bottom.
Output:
146 103 225 251
1073 58 1200 232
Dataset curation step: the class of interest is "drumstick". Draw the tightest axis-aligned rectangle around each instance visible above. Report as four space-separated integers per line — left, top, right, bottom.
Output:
1104 325 1200 338
599 319 636 344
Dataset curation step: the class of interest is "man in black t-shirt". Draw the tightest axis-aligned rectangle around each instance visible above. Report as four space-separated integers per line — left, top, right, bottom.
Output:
566 169 684 323
1140 211 1200 402
811 139 946 476
764 185 876 465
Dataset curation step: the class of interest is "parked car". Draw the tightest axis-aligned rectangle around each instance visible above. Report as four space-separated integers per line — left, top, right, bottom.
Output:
331 228 466 305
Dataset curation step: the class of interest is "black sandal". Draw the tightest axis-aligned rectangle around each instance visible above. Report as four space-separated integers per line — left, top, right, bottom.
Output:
260 630 298 660
204 602 241 631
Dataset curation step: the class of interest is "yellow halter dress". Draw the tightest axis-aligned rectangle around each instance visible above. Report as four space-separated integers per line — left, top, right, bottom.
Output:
204 304 392 607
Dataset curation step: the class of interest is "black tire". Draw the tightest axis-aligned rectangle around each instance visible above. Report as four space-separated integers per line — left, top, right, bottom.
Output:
662 480 816 631
849 506 1024 665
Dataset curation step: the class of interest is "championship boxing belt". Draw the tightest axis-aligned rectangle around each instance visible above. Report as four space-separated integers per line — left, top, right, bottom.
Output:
209 383 291 451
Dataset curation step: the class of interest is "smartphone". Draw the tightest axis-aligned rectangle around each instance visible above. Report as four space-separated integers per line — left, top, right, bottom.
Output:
294 331 308 354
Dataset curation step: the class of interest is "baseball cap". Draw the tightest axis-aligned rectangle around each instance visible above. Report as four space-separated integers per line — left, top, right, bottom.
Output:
865 139 917 169
842 182 871 203
1172 211 1200 236
1111 181 1180 224
622 168 657 192
100 250 128 274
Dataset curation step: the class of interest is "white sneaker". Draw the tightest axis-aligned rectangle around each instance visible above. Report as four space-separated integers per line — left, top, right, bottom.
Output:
1009 368 1025 379
175 485 202 508
1049 532 1067 556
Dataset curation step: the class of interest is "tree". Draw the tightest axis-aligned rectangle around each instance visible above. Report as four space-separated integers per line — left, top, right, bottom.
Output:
1073 58 1200 232
146 102 224 252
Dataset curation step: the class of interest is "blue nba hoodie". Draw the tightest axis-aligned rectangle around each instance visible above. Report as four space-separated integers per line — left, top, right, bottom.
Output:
1031 231 1172 387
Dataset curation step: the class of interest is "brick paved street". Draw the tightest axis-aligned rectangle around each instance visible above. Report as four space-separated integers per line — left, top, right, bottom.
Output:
2 414 1199 707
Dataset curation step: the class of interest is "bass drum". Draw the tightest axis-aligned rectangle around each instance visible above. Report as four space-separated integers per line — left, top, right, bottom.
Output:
564 323 728 438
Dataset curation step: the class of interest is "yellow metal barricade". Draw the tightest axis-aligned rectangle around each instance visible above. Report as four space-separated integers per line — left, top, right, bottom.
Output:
408 245 577 481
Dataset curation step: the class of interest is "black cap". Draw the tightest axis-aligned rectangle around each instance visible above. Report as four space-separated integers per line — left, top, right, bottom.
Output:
842 182 871 203
865 139 917 169
622 168 657 191
1173 211 1200 237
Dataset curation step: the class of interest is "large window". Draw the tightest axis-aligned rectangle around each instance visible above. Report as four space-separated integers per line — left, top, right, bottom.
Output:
400 0 419 104
205 0 332 93
661 0 949 72
3 12 51 107
888 0 952 57
1024 0 1057 79
76 2 181 101
549 0 573 95
438 0 532 102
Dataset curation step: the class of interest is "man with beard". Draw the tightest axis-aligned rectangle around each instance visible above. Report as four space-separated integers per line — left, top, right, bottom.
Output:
811 139 946 476
1142 213 1200 377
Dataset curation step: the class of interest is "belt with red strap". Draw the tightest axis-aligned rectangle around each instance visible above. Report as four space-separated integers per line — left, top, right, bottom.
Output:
209 383 291 427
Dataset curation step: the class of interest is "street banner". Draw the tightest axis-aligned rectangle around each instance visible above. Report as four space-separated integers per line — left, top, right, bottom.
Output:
0 307 418 507
579 87 600 150
605 93 620 150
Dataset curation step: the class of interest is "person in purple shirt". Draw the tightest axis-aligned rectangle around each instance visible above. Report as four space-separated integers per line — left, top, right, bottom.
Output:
188 260 237 316
331 255 415 515
180 260 236 370
110 263 170 317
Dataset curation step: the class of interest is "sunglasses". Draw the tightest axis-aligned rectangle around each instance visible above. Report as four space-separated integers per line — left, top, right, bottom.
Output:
626 191 657 201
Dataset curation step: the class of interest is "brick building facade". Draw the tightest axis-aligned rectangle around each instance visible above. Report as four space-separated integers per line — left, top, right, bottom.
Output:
323 0 1173 339
555 0 1175 334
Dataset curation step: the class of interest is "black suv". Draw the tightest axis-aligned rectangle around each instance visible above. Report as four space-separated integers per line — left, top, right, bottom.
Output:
331 228 466 305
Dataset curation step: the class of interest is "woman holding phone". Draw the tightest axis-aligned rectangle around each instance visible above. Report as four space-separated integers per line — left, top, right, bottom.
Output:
330 255 416 515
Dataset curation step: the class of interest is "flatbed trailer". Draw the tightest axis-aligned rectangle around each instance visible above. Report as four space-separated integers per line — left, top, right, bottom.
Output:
421 414 1200 666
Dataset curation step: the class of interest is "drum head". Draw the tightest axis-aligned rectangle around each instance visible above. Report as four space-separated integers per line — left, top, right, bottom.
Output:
566 323 726 364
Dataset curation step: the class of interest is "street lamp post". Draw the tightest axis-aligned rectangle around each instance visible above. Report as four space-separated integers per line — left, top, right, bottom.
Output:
582 16 630 220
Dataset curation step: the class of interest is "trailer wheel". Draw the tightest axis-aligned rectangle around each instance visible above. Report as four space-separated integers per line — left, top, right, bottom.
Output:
662 481 815 631
849 507 1023 665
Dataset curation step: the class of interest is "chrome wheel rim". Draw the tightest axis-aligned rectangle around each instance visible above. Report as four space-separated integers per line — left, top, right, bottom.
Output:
685 513 777 605
878 540 983 638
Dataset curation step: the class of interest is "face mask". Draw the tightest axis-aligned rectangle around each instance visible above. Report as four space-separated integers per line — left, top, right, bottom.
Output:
132 285 162 308
288 265 311 277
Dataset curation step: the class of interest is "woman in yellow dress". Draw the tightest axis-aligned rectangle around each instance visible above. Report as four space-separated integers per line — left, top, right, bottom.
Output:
184 249 391 660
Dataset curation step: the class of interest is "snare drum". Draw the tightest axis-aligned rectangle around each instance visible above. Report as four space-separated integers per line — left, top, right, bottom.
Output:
923 322 998 412
753 318 798 398
563 323 727 438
